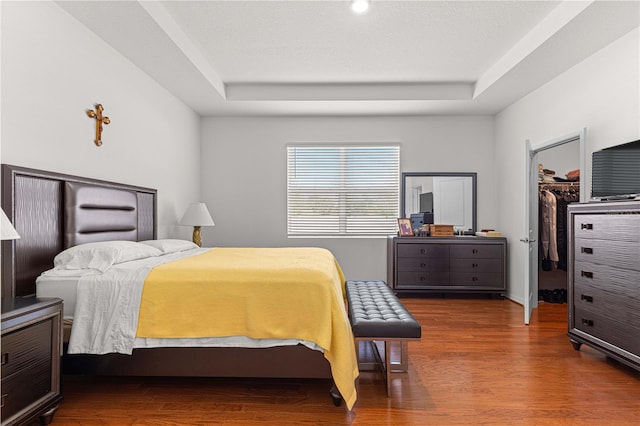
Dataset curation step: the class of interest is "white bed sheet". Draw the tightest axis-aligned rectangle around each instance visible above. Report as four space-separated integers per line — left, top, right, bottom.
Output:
36 248 322 353
36 275 78 320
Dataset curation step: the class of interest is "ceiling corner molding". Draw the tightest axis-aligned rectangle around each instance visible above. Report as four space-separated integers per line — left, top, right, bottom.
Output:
138 0 227 100
226 82 474 101
473 0 594 99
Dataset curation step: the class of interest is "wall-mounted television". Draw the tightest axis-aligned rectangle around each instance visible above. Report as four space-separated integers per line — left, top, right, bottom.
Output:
591 139 640 200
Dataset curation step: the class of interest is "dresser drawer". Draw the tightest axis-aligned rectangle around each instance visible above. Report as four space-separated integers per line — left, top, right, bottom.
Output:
397 243 449 259
397 271 450 287
574 238 640 271
397 257 449 272
450 258 502 274
574 260 640 300
450 272 503 288
573 214 640 242
1 319 52 379
573 306 640 356
450 244 502 259
573 274 640 326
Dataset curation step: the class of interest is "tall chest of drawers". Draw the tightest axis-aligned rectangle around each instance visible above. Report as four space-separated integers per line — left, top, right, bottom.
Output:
387 236 506 296
567 201 640 371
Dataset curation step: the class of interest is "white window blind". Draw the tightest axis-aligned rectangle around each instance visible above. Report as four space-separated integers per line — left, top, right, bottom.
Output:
287 145 400 237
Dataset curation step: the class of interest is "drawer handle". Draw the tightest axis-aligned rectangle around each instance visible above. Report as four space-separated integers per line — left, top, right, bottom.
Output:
472 249 478 254
472 277 478 282
472 263 478 268
0 353 8 366
581 318 594 327
580 294 593 303
420 276 426 281
581 223 593 230
581 271 593 279
420 249 427 254
581 247 593 254
420 263 426 268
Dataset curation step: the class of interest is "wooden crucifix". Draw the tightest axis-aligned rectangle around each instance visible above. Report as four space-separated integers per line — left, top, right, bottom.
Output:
86 104 110 146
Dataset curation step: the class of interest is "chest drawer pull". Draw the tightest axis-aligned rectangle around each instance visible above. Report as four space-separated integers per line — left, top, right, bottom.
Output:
580 294 593 303
581 318 594 327
581 247 593 254
1 352 8 366
581 271 593 279
581 223 593 230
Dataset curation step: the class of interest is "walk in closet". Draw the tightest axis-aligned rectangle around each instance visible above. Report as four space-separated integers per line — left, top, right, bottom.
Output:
537 143 580 304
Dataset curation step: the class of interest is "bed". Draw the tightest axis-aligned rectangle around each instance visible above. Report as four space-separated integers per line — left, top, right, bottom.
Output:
0 164 358 409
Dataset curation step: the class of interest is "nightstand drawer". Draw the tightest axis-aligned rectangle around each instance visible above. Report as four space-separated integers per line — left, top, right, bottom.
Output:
1 319 52 379
1 358 52 421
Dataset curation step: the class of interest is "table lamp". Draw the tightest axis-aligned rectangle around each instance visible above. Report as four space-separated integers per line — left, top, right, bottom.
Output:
179 202 214 247
1 208 20 241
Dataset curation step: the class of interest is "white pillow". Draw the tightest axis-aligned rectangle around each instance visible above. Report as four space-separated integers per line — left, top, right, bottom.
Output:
53 240 162 272
139 239 198 254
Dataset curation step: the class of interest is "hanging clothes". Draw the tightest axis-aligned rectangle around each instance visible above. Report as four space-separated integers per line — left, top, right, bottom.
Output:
539 189 559 270
538 184 580 271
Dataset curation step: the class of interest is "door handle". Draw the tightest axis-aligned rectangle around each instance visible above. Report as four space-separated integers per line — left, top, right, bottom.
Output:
519 238 537 243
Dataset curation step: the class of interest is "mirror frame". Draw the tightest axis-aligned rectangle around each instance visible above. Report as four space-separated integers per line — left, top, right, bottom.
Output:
400 172 477 233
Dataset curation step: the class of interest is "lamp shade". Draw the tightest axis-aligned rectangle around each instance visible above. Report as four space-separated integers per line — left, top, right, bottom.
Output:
1 208 21 240
179 202 214 227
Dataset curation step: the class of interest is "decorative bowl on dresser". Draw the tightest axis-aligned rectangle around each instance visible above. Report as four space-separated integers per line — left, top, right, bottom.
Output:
387 236 507 297
1 297 63 426
567 200 640 371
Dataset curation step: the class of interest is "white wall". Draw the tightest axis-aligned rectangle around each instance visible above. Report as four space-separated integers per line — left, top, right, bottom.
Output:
201 116 496 281
0 1 201 238
494 27 640 303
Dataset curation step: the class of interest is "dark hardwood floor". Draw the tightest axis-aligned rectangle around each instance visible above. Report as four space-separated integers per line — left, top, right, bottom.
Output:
54 298 640 425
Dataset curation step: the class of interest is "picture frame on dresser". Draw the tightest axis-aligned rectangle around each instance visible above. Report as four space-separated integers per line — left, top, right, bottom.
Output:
397 218 414 237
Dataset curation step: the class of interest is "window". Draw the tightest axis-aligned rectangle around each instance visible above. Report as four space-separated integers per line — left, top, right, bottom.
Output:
287 145 400 237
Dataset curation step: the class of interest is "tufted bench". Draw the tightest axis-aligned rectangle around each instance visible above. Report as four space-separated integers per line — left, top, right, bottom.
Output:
345 280 421 397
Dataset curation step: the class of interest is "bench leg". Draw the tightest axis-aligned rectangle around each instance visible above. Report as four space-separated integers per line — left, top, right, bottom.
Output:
355 339 414 398
389 341 409 373
385 341 392 397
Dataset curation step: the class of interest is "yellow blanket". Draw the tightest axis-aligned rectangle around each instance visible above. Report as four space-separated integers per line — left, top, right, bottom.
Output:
136 247 358 409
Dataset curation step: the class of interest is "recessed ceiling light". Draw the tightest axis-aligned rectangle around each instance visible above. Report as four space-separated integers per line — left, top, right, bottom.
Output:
351 0 370 15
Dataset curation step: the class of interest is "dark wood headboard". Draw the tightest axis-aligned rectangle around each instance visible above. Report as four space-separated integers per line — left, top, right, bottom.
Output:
1 164 157 298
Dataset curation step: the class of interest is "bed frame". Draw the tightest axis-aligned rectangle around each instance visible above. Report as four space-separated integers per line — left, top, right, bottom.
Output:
1 164 333 382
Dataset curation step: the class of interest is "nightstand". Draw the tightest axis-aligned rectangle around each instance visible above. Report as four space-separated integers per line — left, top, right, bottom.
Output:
1 298 63 426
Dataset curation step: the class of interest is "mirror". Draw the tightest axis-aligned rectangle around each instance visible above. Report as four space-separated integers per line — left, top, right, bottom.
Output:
401 172 477 234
